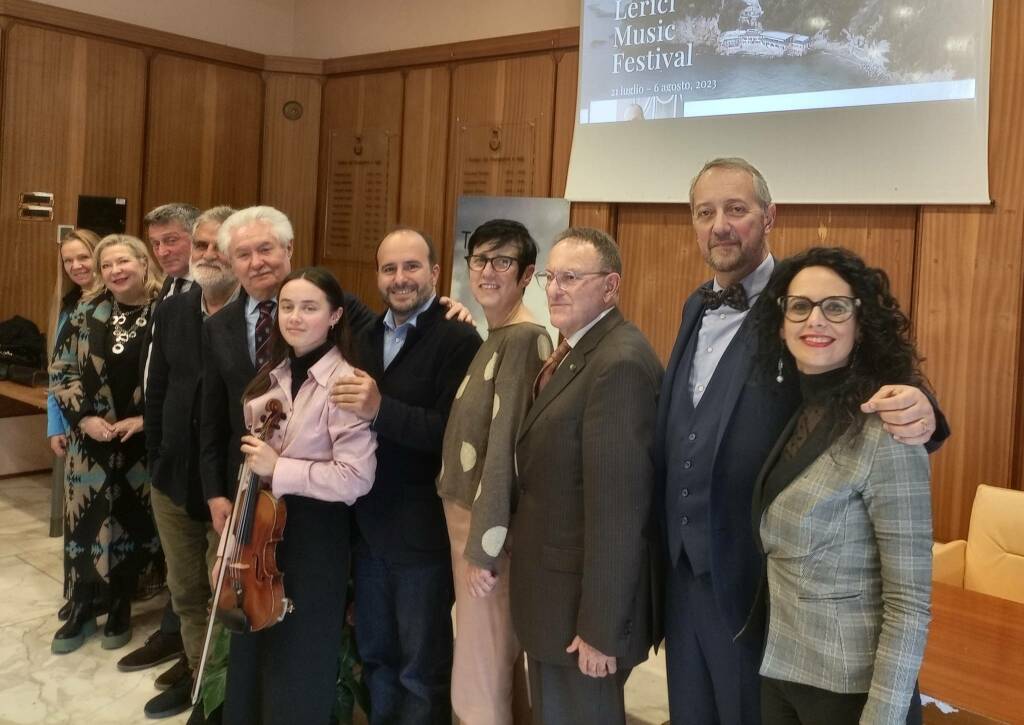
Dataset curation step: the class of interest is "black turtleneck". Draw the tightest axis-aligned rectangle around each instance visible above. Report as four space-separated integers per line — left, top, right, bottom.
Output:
760 365 850 516
288 341 334 400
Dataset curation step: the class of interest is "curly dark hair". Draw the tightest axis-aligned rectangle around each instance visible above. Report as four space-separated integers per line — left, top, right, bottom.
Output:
755 246 927 436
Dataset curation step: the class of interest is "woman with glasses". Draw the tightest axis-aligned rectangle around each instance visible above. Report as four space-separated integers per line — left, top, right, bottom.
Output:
745 246 932 724
437 219 552 725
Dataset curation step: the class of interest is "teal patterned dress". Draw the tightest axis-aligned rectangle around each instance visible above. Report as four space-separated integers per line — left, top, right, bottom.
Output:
49 291 164 602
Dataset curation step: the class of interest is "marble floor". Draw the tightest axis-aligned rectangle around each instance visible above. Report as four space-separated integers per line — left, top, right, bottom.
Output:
0 472 670 725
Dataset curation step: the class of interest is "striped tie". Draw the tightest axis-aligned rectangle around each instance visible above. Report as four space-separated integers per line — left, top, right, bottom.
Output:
533 339 572 399
255 300 275 369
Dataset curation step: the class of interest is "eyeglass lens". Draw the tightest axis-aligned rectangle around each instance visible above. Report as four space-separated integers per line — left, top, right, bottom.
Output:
467 255 515 272
783 296 857 322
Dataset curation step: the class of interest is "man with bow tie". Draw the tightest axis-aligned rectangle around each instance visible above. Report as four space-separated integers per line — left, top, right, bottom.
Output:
655 157 949 724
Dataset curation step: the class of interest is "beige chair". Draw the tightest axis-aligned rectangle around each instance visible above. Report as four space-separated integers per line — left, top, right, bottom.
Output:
932 484 1024 603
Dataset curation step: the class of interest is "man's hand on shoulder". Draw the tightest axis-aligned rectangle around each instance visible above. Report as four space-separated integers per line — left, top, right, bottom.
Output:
438 296 475 326
860 384 935 445
331 369 382 421
566 635 617 678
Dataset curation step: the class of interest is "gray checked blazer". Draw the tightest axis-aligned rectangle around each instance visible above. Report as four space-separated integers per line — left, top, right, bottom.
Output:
753 414 932 724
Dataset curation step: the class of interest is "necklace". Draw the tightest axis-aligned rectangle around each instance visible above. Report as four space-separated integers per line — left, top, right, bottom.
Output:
110 300 148 355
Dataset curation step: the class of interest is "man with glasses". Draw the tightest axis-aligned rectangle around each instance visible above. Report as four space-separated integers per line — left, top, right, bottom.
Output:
656 157 949 724
509 227 662 725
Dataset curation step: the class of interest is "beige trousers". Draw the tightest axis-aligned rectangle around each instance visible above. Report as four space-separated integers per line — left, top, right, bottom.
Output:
445 500 523 725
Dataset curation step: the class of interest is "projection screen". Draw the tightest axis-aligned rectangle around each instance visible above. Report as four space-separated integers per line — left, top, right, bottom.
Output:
564 0 992 204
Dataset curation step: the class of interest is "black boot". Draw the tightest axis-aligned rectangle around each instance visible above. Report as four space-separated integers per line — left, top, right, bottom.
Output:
52 602 97 654
102 596 133 650
58 597 108 621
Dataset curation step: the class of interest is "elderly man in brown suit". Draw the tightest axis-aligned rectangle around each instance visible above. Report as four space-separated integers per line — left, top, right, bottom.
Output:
509 227 663 725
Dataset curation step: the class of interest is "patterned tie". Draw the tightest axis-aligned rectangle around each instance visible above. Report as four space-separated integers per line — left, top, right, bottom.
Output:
255 300 275 369
533 339 572 399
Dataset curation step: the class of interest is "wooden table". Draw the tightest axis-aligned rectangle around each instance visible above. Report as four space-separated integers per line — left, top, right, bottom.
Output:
0 379 48 411
921 583 1024 724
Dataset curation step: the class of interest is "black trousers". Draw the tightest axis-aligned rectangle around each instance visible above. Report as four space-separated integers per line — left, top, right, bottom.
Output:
223 495 351 725
526 655 631 725
761 677 923 725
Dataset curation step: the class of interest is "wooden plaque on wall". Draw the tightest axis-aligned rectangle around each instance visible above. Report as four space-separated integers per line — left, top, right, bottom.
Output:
322 128 397 262
451 123 536 198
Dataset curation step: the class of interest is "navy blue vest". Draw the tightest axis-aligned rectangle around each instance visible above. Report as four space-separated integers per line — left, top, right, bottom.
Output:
664 310 749 575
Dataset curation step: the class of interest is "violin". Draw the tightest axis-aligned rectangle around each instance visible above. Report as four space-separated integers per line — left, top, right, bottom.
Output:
192 399 293 704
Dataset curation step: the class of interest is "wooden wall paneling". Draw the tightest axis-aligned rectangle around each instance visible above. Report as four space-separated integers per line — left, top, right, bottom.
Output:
322 27 578 76
769 205 917 308
316 71 404 312
261 73 322 267
0 0 265 70
0 23 145 329
614 203 701 362
915 0 1024 541
444 53 557 294
144 54 262 217
569 202 616 234
399 66 450 247
549 50 578 198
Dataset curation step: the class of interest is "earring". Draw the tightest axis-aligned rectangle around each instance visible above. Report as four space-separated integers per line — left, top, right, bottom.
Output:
776 356 784 384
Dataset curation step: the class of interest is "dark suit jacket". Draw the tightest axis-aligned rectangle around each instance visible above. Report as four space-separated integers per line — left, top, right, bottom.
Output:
138 275 176 402
353 299 481 564
199 288 376 503
655 284 799 640
655 278 951 642
144 285 208 519
510 308 663 668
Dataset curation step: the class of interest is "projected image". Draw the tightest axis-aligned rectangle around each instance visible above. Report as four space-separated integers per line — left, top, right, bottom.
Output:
579 0 981 122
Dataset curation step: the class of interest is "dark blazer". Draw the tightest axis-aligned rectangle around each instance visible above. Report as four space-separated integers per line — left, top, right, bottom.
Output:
353 299 481 564
510 308 663 669
144 285 208 518
655 285 800 640
138 275 176 400
199 288 376 503
655 278 951 642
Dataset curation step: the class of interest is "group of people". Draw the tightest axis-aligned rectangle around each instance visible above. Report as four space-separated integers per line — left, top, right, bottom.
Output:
44 156 947 725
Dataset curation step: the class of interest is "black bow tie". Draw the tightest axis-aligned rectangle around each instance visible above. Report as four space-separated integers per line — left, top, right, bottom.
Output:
702 283 749 311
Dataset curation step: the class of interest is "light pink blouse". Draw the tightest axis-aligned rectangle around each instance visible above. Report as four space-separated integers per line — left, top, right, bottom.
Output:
243 347 376 505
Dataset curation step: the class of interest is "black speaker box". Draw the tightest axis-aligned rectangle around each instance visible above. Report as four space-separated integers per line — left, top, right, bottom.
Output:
77 196 127 237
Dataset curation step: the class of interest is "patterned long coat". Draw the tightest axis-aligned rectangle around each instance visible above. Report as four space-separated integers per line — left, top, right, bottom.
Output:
49 291 164 600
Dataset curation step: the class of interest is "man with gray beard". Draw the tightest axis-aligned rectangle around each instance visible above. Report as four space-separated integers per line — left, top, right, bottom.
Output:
142 206 239 723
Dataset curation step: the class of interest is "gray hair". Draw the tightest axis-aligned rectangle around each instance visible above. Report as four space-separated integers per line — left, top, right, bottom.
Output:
217 206 294 255
688 157 773 211
143 203 200 234
552 226 622 275
193 205 237 234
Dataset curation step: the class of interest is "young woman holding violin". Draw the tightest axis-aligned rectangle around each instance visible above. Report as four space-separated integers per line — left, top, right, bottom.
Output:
216 267 377 725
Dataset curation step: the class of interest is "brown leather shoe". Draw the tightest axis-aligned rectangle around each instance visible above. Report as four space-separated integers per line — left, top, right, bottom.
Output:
116 629 184 672
155 656 190 691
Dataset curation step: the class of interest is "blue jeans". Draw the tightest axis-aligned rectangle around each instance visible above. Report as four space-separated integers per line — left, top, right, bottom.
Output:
353 542 453 725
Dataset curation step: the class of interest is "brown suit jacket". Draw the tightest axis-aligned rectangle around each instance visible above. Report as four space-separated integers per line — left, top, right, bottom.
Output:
509 307 663 668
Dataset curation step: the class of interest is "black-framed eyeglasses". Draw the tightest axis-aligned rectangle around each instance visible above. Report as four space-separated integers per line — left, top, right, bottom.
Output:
465 254 517 272
535 270 611 291
779 295 861 323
